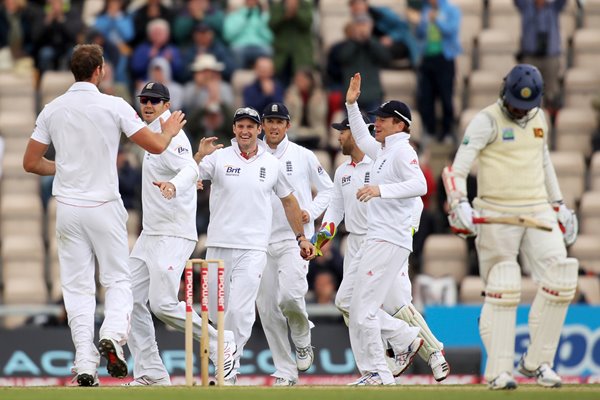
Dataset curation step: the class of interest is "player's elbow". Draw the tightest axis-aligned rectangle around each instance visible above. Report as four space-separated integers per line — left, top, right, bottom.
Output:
23 156 38 173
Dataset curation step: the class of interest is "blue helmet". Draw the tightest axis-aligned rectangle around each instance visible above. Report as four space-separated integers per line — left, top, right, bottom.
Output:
501 64 544 111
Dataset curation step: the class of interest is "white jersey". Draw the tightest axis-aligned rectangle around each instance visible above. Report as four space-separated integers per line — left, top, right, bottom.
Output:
323 155 372 236
31 82 146 202
265 136 333 243
141 110 199 241
346 102 427 251
199 139 294 251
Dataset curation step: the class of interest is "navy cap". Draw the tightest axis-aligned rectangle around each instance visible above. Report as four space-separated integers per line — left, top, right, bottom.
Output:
331 115 372 131
233 107 261 125
368 100 411 126
262 102 290 120
137 82 170 100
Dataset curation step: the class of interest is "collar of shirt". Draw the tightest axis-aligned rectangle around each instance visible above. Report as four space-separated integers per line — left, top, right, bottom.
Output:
231 138 267 160
348 154 372 167
147 109 171 132
382 132 410 150
68 81 100 94
263 134 289 158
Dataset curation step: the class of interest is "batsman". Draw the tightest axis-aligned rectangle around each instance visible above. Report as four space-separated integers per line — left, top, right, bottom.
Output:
444 64 578 390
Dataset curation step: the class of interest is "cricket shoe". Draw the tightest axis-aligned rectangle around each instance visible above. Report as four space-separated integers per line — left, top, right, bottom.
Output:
518 357 562 388
487 371 517 390
72 371 99 387
273 377 297 386
347 372 384 386
429 351 450 382
223 375 237 386
98 337 128 379
295 345 314 371
392 337 424 377
121 375 171 386
213 340 237 380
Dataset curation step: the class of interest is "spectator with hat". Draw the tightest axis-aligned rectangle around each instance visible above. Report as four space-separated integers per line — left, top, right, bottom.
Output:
182 53 234 114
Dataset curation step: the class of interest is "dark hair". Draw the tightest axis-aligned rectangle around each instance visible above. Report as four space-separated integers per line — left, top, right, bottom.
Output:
70 44 104 82
392 117 411 134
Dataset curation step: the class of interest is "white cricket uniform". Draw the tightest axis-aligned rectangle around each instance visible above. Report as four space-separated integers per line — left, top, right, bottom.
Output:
255 135 333 381
198 139 294 376
126 110 215 381
346 102 427 384
30 82 147 374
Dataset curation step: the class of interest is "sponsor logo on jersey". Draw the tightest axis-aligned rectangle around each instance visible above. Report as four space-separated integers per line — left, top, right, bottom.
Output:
410 158 418 165
175 146 189 154
533 127 544 138
502 127 515 141
317 165 324 175
341 175 351 186
225 165 241 176
259 166 266 181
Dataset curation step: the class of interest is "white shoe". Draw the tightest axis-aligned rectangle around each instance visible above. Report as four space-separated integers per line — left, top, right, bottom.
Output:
295 345 314 372
488 371 517 390
73 371 99 387
223 375 237 386
429 351 450 382
215 340 237 380
347 372 383 386
273 377 297 386
98 337 128 378
392 338 424 377
121 375 171 386
519 357 561 388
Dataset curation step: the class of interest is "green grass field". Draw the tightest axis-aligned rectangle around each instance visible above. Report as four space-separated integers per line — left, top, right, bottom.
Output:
1 385 599 400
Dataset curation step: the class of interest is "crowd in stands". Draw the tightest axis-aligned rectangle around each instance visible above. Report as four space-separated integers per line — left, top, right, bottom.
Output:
1 0 599 313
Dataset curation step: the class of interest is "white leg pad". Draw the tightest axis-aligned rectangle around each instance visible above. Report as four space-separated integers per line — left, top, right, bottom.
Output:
524 258 578 370
393 304 443 362
479 261 521 382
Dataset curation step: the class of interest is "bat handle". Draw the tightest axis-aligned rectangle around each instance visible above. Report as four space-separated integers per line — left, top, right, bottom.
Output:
472 217 485 224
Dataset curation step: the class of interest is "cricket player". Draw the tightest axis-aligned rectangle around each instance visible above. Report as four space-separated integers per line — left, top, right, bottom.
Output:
124 82 237 386
446 64 578 389
193 107 316 384
255 102 333 386
341 73 427 385
315 115 449 383
22 44 186 386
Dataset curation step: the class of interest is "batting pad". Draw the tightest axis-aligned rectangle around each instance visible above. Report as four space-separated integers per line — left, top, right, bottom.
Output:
394 304 443 362
479 261 521 381
523 258 578 370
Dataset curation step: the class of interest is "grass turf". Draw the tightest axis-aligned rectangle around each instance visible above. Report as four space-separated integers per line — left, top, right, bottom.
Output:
1 385 599 400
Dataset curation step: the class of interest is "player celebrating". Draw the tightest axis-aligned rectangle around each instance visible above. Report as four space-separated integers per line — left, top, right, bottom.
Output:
445 64 578 389
255 102 333 386
124 82 236 386
193 107 316 384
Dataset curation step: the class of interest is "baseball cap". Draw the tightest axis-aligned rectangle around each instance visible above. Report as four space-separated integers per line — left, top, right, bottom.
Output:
137 82 170 100
331 115 372 131
261 102 290 120
233 107 261 125
368 100 412 126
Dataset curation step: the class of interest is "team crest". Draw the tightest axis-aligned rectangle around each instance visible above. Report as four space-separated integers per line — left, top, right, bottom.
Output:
259 166 266 181
520 87 532 99
286 160 293 174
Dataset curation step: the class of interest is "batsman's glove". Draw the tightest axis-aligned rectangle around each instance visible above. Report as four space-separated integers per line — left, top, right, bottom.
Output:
553 201 578 246
310 222 336 256
448 200 478 239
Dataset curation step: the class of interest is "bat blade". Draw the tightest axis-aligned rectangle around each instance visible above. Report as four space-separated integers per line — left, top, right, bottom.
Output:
472 215 553 232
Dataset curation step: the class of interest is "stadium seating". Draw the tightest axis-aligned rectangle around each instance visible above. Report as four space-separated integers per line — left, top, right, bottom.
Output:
590 152 600 191
550 151 586 208
475 29 518 73
568 234 600 275
571 29 600 69
421 234 468 283
578 191 600 236
561 68 600 109
554 107 596 158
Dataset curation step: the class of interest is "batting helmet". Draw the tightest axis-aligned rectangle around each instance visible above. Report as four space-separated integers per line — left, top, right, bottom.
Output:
501 64 544 111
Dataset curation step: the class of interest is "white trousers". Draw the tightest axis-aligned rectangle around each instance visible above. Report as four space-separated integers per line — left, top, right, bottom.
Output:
206 247 267 375
256 239 312 381
56 199 132 373
127 234 228 380
348 240 419 384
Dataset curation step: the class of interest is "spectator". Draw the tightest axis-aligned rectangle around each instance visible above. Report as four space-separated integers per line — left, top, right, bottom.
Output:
415 0 461 143
0 131 4 179
31 0 83 75
117 146 141 212
185 101 233 152
348 0 418 67
93 0 134 85
243 56 284 112
284 67 328 149
130 18 183 84
515 0 566 110
0 0 36 64
172 0 224 48
325 22 354 120
145 57 184 112
592 93 600 152
182 53 234 114
335 14 391 112
99 61 132 105
181 22 236 82
131 0 174 46
223 0 273 68
307 271 338 305
307 241 344 292
269 0 313 86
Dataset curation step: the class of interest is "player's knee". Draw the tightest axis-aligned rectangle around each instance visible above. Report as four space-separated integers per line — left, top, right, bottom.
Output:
538 257 578 303
149 299 175 321
484 261 521 306
334 293 349 315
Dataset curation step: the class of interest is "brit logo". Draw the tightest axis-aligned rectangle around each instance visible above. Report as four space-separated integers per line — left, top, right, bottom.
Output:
286 160 293 174
341 175 351 186
364 172 370 183
225 165 241 176
259 167 266 181
176 146 189 154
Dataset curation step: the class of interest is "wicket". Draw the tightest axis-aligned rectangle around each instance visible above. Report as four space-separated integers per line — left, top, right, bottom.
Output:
185 259 225 386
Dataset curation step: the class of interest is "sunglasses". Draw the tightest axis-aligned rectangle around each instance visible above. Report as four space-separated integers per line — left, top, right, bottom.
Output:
139 97 165 105
234 107 260 118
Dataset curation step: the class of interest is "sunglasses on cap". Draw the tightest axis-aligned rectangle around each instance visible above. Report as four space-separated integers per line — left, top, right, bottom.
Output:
139 97 166 105
234 107 260 118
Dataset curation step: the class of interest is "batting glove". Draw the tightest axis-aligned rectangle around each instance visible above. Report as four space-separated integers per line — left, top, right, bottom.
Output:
310 222 336 256
448 200 478 239
553 202 578 246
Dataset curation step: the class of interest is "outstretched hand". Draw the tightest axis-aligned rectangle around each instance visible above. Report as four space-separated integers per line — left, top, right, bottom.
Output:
194 136 223 163
346 73 361 105
153 181 176 200
159 110 186 138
